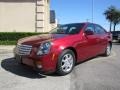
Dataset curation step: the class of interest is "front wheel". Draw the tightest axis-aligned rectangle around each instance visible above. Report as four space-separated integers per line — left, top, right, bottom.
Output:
57 49 75 75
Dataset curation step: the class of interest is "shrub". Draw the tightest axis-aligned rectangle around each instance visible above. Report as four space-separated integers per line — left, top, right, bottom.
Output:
0 32 48 45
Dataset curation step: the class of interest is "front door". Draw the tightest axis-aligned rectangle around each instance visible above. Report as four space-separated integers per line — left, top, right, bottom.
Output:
77 24 99 62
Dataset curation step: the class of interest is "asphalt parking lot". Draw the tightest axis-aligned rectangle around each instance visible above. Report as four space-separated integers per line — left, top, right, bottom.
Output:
0 43 120 90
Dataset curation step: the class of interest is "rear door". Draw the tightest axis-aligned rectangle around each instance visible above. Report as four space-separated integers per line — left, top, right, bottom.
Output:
94 24 108 54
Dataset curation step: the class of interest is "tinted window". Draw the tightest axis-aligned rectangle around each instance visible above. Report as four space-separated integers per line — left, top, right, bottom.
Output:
50 10 55 23
85 24 95 33
95 25 106 34
50 23 85 34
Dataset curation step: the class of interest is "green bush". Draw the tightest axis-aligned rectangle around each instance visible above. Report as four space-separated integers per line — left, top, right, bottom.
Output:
0 41 17 45
0 32 48 45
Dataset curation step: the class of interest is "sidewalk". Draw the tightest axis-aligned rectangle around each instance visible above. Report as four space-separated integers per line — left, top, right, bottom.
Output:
0 45 15 50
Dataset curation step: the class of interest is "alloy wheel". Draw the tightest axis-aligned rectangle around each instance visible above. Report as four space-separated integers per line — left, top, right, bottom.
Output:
61 54 74 73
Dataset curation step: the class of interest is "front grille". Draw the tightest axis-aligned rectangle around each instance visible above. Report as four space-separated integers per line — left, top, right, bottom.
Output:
16 44 32 55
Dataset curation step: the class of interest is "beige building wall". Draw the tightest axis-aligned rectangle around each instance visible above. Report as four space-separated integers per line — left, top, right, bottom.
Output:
0 2 36 32
0 0 55 32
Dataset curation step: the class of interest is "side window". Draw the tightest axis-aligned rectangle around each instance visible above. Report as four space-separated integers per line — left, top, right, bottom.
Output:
69 27 77 33
95 25 106 34
85 24 95 33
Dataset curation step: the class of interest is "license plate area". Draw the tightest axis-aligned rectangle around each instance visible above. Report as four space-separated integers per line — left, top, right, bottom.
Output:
22 58 35 67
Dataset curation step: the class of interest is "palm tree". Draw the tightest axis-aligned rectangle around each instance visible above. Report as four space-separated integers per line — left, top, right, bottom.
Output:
104 6 116 32
104 6 120 32
113 10 120 31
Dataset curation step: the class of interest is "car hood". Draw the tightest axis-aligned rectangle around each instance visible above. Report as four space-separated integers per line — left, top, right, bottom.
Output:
18 34 68 46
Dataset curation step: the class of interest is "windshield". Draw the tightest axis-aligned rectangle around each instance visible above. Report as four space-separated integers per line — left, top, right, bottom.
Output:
49 23 85 34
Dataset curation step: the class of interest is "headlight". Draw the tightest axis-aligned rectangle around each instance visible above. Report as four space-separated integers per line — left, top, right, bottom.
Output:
37 42 51 55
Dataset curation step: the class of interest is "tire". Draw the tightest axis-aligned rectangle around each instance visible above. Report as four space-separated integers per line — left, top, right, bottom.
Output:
103 43 112 56
57 49 75 75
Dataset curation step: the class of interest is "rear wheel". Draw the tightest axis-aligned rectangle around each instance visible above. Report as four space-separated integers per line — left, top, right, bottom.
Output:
103 43 112 56
57 49 75 75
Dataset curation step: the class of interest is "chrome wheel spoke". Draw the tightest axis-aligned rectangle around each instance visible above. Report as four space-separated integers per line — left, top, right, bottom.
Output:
64 66 69 71
61 54 73 72
61 63 66 68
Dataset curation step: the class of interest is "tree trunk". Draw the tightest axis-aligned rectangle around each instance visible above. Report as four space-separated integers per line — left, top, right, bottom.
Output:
109 22 112 32
113 23 116 32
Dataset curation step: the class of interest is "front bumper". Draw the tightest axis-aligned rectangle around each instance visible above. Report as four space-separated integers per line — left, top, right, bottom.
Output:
13 43 60 73
15 54 43 72
14 47 58 73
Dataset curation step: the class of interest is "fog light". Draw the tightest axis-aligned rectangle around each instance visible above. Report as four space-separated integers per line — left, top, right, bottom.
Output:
36 61 42 69
37 65 42 69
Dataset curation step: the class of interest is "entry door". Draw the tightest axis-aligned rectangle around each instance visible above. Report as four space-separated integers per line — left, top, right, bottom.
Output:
94 25 108 54
77 24 99 61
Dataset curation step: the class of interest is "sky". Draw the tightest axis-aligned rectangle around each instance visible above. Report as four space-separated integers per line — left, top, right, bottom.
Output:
50 0 120 31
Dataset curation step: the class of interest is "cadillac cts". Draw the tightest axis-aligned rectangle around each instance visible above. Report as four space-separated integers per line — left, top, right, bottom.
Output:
14 23 112 75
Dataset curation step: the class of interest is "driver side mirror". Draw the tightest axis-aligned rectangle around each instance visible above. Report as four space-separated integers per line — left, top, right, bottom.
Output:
85 29 94 35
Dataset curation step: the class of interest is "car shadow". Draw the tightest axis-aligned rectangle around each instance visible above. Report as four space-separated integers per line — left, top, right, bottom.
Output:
1 57 48 79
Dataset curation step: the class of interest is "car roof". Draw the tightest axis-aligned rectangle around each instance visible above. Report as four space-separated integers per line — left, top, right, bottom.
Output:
63 22 97 25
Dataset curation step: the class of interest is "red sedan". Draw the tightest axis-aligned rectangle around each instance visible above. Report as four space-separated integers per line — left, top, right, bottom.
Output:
14 22 112 75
